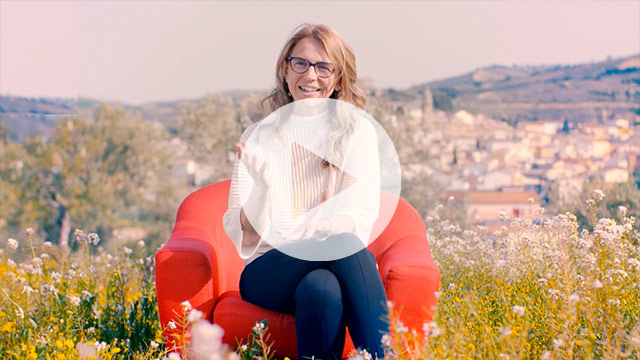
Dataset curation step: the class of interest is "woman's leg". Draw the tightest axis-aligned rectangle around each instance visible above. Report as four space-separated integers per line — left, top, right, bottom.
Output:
295 269 346 360
240 249 321 313
325 234 389 358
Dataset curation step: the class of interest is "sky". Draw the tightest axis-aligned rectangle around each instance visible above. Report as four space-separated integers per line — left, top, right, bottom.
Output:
1 0 639 105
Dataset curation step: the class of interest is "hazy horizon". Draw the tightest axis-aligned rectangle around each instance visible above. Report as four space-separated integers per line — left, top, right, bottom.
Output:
1 0 639 105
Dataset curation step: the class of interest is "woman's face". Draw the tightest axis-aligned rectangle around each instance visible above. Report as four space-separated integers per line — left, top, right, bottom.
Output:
284 37 340 101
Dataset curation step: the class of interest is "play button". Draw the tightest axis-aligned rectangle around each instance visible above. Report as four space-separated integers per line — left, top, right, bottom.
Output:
238 98 401 261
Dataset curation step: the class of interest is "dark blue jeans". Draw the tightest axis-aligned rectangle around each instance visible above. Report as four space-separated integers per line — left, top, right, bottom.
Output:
239 233 389 360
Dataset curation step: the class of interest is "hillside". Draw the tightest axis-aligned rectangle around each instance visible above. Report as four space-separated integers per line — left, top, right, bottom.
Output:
2 54 639 140
414 54 640 125
0 97 78 140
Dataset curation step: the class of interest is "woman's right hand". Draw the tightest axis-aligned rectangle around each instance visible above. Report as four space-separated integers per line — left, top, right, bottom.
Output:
237 141 270 189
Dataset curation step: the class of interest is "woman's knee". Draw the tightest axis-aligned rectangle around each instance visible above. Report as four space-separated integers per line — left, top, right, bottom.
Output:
295 269 342 307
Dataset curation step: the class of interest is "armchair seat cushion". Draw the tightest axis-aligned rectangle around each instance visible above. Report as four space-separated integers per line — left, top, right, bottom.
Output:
214 291 356 356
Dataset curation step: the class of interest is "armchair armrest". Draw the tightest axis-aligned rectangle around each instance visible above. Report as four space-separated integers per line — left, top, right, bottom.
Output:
155 232 220 349
377 235 441 332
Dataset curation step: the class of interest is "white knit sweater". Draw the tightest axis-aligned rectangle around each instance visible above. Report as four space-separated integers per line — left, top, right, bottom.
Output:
222 110 380 265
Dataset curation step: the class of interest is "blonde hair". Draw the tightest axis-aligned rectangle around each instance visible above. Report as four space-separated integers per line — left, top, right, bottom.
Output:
260 24 368 168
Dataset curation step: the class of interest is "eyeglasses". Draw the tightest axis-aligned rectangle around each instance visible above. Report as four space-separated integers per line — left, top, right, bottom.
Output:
286 56 335 78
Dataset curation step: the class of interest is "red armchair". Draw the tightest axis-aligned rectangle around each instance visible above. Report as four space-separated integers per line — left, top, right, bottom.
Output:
155 180 440 358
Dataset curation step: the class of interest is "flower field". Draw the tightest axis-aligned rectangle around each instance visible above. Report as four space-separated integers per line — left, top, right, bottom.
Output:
1 191 638 359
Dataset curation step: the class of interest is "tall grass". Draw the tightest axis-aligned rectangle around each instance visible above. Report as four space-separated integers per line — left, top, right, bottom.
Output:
1 190 638 359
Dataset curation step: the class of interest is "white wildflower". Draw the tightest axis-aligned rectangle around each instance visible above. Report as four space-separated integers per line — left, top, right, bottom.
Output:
190 320 225 359
150 341 159 349
386 300 394 309
553 338 565 349
68 294 81 306
181 300 193 312
512 305 525 317
568 294 580 303
74 229 87 243
252 321 265 332
592 279 604 289
348 349 373 360
186 309 204 323
92 304 101 318
167 352 182 360
608 298 621 305
499 326 512 337
429 323 441 337
618 206 628 217
95 341 107 352
123 246 133 255
25 227 35 235
7 238 18 249
592 189 605 201
43 241 52 248
16 306 24 319
138 240 145 248
395 320 408 334
448 196 455 203
88 233 100 245
76 341 98 360
168 321 177 330
380 333 391 347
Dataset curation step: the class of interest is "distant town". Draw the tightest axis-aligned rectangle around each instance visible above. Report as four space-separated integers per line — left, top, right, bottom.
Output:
376 84 639 229
2 54 639 231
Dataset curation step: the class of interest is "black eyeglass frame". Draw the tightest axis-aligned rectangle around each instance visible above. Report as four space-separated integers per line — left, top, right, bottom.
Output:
286 56 335 78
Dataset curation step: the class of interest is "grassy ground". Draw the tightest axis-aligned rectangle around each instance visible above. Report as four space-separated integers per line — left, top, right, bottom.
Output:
1 192 638 359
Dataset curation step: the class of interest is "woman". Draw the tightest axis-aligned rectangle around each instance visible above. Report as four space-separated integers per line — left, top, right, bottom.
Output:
223 24 388 359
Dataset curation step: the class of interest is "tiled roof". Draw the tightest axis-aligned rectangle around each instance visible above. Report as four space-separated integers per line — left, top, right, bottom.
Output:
446 191 540 204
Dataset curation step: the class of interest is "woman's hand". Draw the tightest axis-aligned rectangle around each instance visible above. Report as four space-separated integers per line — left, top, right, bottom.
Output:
237 141 270 189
